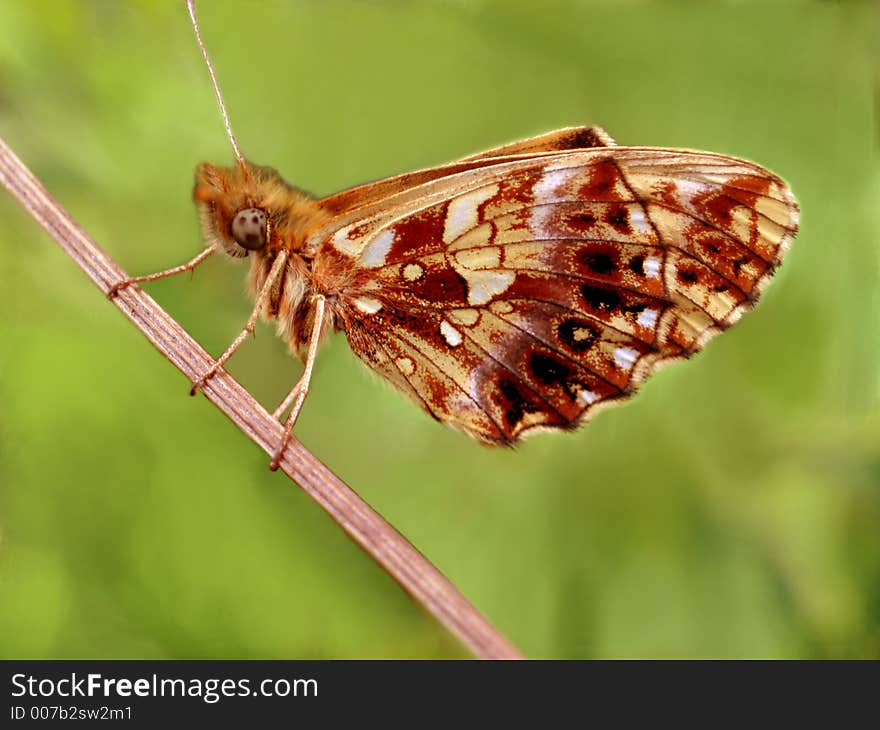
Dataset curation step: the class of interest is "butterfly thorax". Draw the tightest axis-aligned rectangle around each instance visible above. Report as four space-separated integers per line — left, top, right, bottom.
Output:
193 160 335 359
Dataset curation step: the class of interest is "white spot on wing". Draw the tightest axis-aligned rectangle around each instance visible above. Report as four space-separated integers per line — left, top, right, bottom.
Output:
673 179 708 200
395 357 415 376
444 184 499 244
354 296 382 314
529 168 579 239
360 229 395 267
529 204 553 239
614 347 639 370
577 388 599 406
533 167 578 201
644 256 662 279
402 263 424 281
331 227 359 256
628 207 653 234
489 300 514 315
462 269 515 306
637 308 659 329
440 320 462 347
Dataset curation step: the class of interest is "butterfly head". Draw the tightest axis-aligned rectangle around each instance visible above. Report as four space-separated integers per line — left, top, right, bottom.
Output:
193 160 315 259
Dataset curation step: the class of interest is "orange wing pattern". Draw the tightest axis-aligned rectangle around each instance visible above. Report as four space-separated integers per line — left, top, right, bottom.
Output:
307 145 797 443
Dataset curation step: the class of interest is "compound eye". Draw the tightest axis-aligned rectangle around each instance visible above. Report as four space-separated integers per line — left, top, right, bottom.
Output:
231 208 268 250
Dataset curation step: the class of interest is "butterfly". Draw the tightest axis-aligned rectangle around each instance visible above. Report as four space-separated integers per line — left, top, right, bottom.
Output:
110 4 799 470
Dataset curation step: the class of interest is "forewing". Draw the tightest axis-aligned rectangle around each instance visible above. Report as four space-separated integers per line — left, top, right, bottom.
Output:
316 126 615 218
311 147 798 443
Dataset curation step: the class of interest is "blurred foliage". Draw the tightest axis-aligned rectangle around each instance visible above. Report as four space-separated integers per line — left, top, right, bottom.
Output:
0 0 877 659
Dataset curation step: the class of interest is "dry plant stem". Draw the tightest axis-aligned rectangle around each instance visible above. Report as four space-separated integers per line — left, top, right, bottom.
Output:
0 135 524 661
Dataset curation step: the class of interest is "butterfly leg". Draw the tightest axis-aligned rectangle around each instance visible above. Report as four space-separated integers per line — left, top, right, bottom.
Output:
107 246 215 299
190 250 289 396
269 295 327 471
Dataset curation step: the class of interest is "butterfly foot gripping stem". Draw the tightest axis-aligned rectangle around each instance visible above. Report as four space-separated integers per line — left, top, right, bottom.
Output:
189 366 221 396
107 279 133 300
268 432 291 472
268 386 305 472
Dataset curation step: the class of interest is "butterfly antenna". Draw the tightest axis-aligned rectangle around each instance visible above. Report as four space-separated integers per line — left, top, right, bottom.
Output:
186 0 245 167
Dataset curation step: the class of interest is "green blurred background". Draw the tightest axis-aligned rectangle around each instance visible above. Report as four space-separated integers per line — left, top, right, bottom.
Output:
0 0 877 659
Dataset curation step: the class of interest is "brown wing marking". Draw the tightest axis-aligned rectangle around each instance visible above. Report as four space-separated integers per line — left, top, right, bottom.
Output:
319 147 798 443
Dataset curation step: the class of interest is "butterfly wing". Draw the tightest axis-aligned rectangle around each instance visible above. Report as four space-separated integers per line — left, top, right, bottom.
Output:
456 125 617 162
317 126 616 218
309 146 798 443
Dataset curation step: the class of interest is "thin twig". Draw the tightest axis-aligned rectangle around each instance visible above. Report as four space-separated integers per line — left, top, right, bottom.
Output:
0 134 524 660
